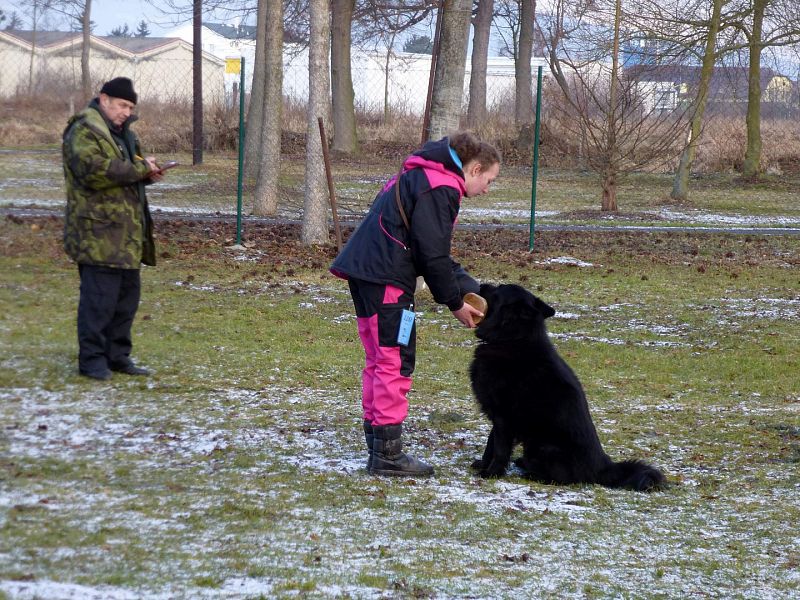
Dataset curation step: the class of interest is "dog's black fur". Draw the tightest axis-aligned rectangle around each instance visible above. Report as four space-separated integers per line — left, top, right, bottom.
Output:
469 284 665 492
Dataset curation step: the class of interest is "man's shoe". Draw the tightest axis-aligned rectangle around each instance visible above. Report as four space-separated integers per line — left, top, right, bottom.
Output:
80 368 112 381
109 363 150 376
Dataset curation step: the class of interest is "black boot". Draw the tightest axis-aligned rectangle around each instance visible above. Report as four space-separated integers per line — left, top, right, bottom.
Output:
363 419 374 472
370 424 434 477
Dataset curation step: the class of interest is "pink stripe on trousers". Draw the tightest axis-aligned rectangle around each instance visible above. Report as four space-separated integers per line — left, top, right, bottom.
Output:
356 284 412 425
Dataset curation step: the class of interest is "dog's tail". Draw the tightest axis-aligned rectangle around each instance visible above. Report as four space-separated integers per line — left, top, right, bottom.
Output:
598 459 666 492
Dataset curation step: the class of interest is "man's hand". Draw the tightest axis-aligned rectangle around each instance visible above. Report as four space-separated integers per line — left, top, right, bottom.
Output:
144 156 164 182
452 302 484 329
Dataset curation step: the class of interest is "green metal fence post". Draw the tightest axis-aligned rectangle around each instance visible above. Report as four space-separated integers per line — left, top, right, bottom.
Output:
529 65 543 252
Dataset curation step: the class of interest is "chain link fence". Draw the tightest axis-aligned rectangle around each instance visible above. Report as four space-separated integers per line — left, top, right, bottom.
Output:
1 29 799 173
0 30 531 128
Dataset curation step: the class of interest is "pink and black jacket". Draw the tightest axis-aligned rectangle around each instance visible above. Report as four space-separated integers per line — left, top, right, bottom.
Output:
330 137 479 311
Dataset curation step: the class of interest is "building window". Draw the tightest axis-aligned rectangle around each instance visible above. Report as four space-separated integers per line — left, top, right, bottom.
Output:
653 82 677 111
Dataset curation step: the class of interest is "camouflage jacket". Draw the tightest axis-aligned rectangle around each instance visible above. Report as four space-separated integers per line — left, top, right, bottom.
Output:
62 99 156 268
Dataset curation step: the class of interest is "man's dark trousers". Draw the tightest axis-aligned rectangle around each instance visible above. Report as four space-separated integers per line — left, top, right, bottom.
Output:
77 264 140 374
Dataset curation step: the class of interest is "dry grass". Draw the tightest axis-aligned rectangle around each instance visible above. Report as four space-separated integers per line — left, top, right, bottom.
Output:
1 93 799 173
697 116 800 175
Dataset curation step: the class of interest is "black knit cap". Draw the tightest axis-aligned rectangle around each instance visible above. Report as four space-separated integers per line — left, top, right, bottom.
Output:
100 77 137 104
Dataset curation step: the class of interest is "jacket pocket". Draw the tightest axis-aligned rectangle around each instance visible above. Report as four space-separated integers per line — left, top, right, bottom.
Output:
77 212 126 264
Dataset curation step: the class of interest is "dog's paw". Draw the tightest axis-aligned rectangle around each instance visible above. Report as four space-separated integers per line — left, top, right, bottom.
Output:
479 465 506 479
470 459 485 470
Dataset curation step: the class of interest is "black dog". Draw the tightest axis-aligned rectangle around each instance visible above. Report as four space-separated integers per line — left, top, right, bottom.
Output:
469 284 665 492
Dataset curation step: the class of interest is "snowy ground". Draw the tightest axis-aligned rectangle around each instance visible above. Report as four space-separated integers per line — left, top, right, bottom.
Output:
2 274 799 599
2 154 799 598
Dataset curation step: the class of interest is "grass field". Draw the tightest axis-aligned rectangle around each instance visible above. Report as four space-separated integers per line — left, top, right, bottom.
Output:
1 149 799 599
2 148 800 228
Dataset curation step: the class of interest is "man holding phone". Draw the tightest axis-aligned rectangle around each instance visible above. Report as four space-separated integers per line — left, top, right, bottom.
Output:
62 77 168 380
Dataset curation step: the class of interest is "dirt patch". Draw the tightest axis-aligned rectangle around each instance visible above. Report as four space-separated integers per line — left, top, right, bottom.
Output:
5 214 799 273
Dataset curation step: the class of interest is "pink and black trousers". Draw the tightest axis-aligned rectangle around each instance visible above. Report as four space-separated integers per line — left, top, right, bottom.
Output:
347 278 416 426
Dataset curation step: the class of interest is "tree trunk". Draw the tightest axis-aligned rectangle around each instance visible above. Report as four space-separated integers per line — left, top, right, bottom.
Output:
515 0 535 126
672 0 723 201
601 166 617 212
428 0 472 140
601 0 621 211
81 0 92 102
467 0 493 127
302 0 331 245
244 0 269 179
331 0 358 153
742 0 766 180
253 0 284 216
383 35 397 124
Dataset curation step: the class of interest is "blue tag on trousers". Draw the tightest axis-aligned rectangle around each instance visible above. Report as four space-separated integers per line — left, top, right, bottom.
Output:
397 309 415 346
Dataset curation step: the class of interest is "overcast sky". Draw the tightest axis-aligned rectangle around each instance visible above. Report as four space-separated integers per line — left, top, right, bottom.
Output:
0 1 250 37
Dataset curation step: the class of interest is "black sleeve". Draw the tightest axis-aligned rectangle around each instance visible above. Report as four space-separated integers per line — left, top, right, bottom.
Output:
452 260 479 296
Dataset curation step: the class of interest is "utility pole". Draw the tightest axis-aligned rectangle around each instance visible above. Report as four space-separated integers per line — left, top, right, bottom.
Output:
192 0 203 165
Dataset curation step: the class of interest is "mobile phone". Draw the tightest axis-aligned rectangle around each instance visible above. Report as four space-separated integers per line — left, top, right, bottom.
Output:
159 161 179 171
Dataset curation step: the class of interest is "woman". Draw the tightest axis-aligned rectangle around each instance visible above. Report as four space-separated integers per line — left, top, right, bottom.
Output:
331 131 501 476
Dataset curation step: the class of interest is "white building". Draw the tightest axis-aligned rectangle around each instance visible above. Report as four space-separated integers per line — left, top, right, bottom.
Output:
167 21 549 115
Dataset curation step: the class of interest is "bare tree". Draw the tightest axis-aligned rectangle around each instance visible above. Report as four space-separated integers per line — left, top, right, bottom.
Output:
544 0 690 211
301 0 331 245
467 0 494 127
748 5 798 179
428 0 473 139
381 27 401 124
494 0 520 59
671 0 727 200
682 0 800 180
253 0 284 215
353 0 436 47
21 0 54 95
628 0 800 184
331 0 358 153
53 0 94 101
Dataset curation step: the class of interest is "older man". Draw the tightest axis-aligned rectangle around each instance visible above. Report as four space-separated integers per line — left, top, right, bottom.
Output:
62 77 165 380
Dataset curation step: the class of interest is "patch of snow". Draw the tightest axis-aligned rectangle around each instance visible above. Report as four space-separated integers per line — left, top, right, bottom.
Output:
0 581 141 600
658 208 800 227
460 206 560 219
554 311 581 319
151 204 234 214
538 256 595 267
721 297 800 320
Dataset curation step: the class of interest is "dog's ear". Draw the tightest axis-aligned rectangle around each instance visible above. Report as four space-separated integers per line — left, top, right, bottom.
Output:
478 282 497 300
534 296 556 319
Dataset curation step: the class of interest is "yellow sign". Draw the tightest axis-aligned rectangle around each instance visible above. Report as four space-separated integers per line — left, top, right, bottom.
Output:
225 58 241 74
